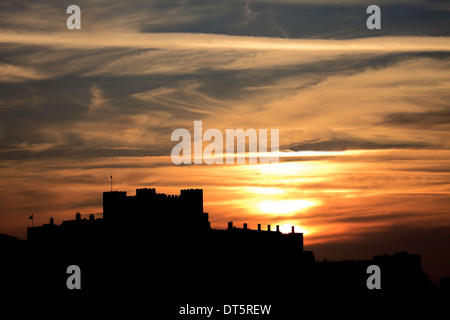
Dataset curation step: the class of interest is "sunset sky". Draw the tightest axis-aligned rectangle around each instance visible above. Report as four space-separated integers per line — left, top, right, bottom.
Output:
0 0 449 283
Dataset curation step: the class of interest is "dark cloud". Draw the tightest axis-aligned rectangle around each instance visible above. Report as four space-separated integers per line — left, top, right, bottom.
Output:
318 211 447 225
0 51 448 160
381 108 450 129
1 0 450 38
0 147 170 161
283 138 431 151
140 1 450 39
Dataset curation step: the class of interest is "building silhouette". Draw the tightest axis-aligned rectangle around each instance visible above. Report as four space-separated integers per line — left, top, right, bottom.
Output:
14 186 446 313
28 188 312 264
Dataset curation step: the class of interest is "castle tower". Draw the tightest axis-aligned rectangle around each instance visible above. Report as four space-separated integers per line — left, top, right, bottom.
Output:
180 189 203 214
103 191 127 225
179 189 208 231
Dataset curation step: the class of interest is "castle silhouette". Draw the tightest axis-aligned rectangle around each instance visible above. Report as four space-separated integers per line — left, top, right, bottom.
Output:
2 187 445 315
28 188 309 257
27 188 316 272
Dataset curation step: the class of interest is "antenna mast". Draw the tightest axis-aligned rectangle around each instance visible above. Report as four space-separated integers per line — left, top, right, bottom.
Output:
110 174 113 191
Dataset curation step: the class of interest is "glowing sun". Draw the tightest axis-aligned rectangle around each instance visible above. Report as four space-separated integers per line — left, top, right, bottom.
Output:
257 199 316 214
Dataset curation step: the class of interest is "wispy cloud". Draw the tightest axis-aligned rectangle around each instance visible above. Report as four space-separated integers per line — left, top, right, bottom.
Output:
0 63 49 82
2 31 450 52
